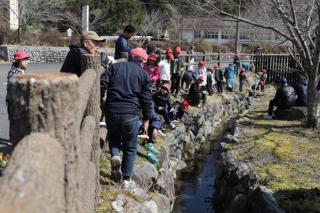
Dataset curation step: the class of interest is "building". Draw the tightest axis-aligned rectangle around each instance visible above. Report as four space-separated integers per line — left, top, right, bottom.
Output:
181 17 282 47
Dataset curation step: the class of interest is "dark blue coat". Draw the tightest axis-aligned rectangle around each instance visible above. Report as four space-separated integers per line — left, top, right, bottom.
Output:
60 44 88 77
295 80 307 106
101 61 152 120
114 35 132 60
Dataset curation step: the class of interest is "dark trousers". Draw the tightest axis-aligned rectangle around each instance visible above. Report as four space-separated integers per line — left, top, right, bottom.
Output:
155 107 172 125
106 113 139 177
171 73 182 95
189 93 207 106
207 77 214 95
216 81 223 93
239 80 244 92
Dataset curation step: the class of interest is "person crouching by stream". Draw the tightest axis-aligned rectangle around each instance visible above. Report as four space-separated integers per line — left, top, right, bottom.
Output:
100 48 152 186
188 75 207 108
153 83 176 130
266 77 297 119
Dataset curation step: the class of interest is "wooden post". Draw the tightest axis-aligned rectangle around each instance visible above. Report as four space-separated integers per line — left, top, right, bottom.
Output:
7 72 80 213
80 54 102 206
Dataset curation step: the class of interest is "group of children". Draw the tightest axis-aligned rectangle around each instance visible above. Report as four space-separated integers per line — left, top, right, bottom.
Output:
5 48 268 165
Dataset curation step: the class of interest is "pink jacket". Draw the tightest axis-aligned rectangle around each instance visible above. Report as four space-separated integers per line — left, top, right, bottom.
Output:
143 64 160 85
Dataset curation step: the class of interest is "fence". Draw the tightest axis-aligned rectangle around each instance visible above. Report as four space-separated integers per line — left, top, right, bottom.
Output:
0 54 104 213
180 52 302 85
253 54 302 84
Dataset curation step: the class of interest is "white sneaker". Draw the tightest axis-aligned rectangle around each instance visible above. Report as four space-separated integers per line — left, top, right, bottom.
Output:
110 156 122 182
169 123 176 130
122 179 136 189
100 121 107 128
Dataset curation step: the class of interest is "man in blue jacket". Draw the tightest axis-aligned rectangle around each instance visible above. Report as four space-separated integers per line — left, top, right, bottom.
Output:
101 48 152 186
114 25 135 60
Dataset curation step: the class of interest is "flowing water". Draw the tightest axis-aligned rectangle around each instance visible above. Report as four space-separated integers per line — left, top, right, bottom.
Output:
172 122 228 213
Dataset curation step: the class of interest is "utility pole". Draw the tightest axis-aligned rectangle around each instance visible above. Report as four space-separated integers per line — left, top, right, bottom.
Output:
82 5 89 32
235 0 241 54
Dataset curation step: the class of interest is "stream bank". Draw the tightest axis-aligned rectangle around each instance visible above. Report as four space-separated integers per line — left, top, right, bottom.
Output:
97 91 255 213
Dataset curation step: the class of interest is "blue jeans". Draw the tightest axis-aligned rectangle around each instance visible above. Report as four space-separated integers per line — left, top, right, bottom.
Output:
155 107 172 125
106 113 139 177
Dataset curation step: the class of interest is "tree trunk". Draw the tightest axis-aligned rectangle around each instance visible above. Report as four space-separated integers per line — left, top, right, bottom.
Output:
307 73 320 128
7 72 81 213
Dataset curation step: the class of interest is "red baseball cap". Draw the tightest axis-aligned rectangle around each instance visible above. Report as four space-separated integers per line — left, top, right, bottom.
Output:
13 50 29 61
148 53 158 61
174 46 181 53
198 60 205 67
198 75 205 81
129 48 148 61
167 53 174 60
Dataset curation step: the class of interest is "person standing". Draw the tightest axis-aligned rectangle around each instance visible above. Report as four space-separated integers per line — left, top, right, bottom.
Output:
233 53 241 75
197 60 208 91
239 67 247 92
60 31 105 77
7 50 30 113
100 48 152 186
171 46 184 97
214 64 224 94
114 25 135 60
143 53 160 93
158 51 173 87
225 63 236 92
7 51 29 80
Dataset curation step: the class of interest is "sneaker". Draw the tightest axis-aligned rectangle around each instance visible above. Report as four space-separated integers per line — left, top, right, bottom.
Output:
100 121 107 128
110 156 122 182
122 179 136 189
145 143 159 155
145 152 159 164
169 123 176 130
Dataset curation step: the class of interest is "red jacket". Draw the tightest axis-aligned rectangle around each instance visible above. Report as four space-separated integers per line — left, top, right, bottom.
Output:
143 64 160 86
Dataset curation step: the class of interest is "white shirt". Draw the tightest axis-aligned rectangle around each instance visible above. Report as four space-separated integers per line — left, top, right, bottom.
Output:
158 59 171 81
198 67 208 86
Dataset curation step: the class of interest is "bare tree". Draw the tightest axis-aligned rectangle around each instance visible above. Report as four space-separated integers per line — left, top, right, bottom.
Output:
142 9 166 37
189 0 320 128
0 0 69 41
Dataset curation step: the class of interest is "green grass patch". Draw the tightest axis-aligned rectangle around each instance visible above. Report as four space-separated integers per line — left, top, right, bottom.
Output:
233 86 320 212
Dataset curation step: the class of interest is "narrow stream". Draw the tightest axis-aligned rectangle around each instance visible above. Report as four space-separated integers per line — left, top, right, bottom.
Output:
172 121 228 213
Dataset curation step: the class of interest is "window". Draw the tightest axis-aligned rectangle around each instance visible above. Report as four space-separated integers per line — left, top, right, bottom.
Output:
240 32 250 40
194 31 201 39
204 31 218 39
221 32 230 40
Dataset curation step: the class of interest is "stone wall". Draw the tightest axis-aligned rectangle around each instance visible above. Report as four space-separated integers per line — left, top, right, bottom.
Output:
214 111 285 213
109 92 253 212
0 45 70 63
0 45 114 63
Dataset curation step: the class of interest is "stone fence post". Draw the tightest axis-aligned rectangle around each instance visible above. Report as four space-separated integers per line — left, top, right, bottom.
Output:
7 72 80 213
